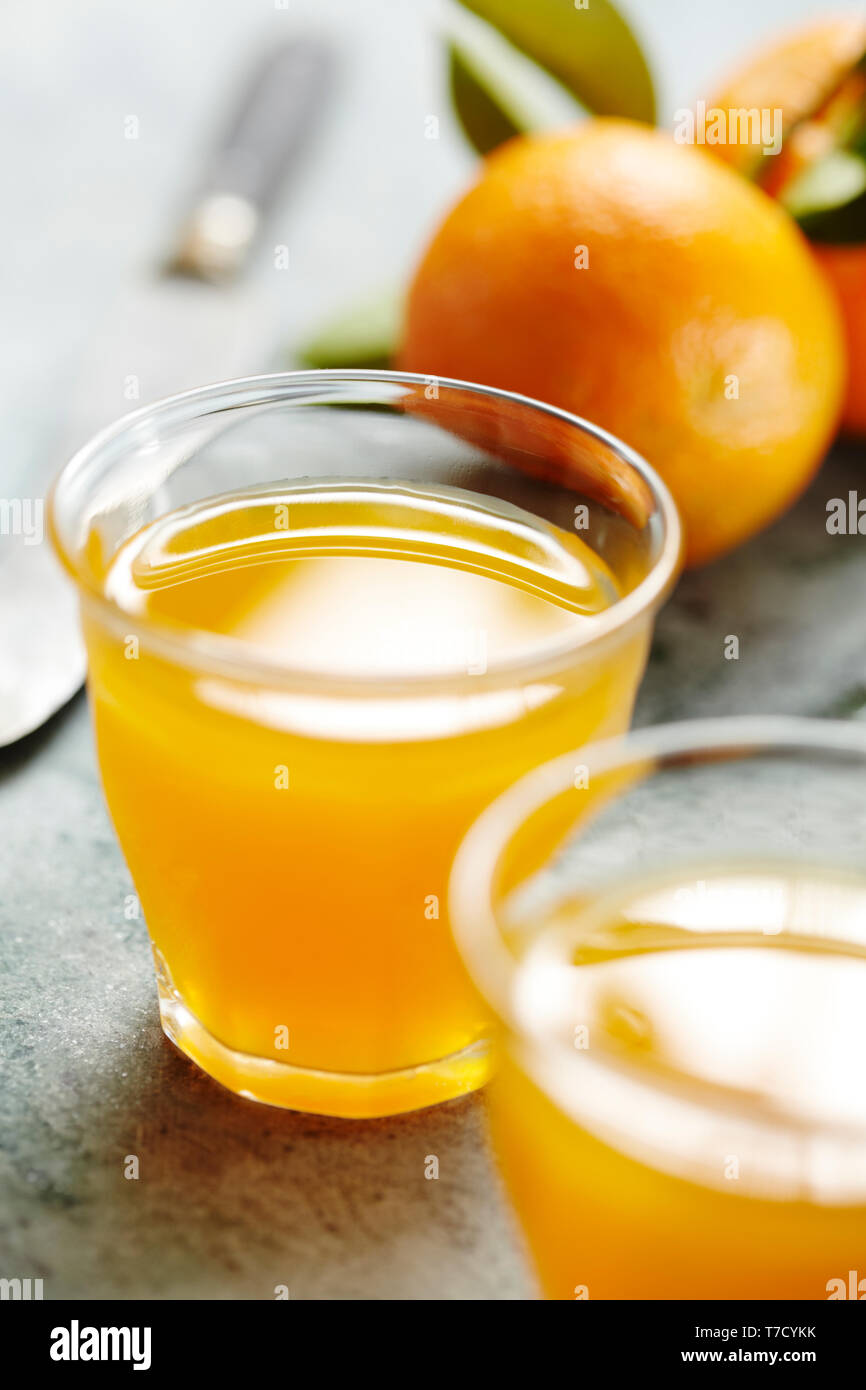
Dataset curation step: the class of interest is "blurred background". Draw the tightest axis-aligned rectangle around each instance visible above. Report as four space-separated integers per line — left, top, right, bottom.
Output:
3 0 864 500
2 0 866 1301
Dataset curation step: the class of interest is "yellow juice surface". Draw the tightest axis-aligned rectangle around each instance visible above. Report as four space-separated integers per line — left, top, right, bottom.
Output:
491 864 866 1297
85 481 646 1115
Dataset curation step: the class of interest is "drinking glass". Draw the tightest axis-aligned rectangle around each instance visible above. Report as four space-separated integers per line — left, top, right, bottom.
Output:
50 370 680 1117
450 717 866 1296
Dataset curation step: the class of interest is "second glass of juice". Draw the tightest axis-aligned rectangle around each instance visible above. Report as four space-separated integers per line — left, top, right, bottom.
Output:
49 371 680 1116
450 717 866 1296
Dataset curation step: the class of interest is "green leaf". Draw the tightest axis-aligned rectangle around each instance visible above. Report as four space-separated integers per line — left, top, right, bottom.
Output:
448 0 654 158
784 149 866 218
784 149 866 244
796 188 866 244
295 285 404 369
446 5 586 156
450 44 521 154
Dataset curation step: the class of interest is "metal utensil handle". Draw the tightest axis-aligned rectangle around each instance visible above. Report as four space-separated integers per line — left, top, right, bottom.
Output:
171 37 333 280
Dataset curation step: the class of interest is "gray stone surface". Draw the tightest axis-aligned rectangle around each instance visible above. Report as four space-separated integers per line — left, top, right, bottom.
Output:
2 0 865 1301
0 696 533 1301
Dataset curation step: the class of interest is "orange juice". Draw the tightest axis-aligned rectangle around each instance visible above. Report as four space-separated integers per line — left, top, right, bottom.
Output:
489 863 866 1299
83 479 650 1115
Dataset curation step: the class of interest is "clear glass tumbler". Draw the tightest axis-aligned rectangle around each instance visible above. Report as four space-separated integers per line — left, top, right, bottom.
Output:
49 370 680 1117
450 717 866 1297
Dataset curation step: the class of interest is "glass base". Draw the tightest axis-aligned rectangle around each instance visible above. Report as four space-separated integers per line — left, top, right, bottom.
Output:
156 978 492 1119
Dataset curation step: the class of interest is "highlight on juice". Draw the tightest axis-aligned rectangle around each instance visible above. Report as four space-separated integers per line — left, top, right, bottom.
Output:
48 370 680 1118
449 717 866 1299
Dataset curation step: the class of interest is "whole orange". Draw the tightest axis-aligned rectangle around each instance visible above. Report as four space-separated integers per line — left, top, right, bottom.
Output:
707 15 866 437
813 244 866 435
707 14 866 181
400 119 845 566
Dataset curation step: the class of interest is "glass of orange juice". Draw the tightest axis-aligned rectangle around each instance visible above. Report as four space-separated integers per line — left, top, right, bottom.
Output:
49 370 680 1117
450 717 866 1297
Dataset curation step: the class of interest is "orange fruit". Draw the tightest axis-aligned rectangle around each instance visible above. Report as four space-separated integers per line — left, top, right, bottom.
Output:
708 14 866 181
400 119 845 567
707 15 866 435
813 244 866 434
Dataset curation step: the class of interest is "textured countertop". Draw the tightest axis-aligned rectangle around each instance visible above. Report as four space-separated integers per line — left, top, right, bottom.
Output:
2 0 864 1300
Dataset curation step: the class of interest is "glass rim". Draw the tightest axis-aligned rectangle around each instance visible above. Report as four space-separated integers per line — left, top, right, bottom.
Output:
48 369 683 697
449 715 866 1151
